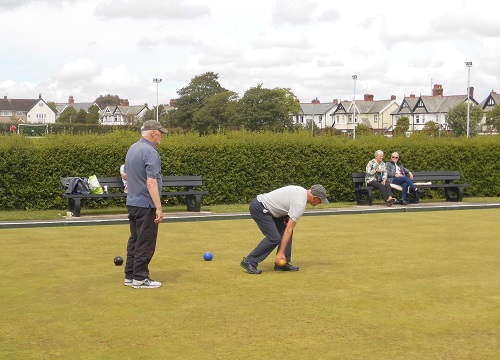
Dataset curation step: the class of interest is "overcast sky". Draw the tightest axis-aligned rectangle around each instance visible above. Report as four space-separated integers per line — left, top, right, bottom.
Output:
1 0 499 107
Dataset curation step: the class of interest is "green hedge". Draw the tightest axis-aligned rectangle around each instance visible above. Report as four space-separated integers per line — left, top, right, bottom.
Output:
1 131 499 211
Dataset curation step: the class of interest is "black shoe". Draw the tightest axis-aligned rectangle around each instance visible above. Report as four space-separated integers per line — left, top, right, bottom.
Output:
240 257 262 274
274 263 300 272
416 189 424 196
402 199 408 205
386 198 396 206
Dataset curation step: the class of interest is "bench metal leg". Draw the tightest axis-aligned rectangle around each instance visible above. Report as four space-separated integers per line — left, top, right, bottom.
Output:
68 198 82 217
445 187 463 202
355 189 373 206
186 194 202 212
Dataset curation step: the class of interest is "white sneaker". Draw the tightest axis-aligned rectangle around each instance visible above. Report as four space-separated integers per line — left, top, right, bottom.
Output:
124 279 133 286
131 278 162 289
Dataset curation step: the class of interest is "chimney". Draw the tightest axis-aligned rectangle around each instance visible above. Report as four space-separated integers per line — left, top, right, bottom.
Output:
364 94 374 101
491 90 497 95
391 95 396 100
169 99 177 107
432 84 443 97
468 86 474 99
39 93 42 99
3 96 6 100
409 94 416 98
332 99 338 104
311 97 320 104
68 96 74 106
123 99 129 106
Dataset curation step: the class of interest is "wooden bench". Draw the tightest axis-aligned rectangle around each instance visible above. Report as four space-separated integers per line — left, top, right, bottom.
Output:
352 171 470 205
61 175 209 217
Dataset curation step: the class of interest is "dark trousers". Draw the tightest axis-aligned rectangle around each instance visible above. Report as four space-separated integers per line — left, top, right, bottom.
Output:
125 206 158 281
391 176 417 200
246 198 292 266
368 180 393 201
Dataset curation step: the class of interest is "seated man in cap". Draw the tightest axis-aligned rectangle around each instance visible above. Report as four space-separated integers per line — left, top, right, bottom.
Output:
240 184 329 274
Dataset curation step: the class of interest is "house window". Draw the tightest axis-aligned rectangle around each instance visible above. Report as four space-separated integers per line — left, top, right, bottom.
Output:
415 115 420 124
1 111 13 116
39 103 44 107
114 116 118 122
36 113 46 123
374 114 378 123
422 115 425 123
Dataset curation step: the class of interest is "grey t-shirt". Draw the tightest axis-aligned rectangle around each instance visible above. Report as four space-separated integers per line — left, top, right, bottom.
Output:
256 185 307 222
125 137 162 208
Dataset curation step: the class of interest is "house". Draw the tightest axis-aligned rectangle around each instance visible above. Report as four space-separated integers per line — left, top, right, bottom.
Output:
294 98 339 130
0 94 56 124
100 99 149 125
391 84 478 133
56 96 100 118
478 90 500 132
332 94 399 135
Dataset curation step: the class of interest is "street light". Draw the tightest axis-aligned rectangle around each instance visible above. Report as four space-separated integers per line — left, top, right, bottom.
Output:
153 78 162 122
465 62 472 138
352 75 357 140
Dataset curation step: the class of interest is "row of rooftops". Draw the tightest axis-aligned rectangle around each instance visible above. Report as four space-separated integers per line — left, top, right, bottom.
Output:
2 84 499 117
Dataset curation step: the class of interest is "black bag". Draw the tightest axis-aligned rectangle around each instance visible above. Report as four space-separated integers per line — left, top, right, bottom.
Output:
60 177 91 195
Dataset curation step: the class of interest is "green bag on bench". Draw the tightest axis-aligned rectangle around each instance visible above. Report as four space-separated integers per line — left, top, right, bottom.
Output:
88 175 104 194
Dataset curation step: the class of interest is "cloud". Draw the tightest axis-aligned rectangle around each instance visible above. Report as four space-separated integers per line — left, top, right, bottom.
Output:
272 0 339 26
95 0 210 20
0 0 64 10
52 59 102 83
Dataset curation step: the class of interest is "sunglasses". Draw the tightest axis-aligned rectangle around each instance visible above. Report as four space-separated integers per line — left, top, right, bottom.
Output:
392 156 399 159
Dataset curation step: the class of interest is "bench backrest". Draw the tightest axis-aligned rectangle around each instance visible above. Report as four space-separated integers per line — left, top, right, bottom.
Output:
96 175 204 189
351 171 463 186
96 177 125 189
161 175 203 189
351 173 367 187
412 171 461 182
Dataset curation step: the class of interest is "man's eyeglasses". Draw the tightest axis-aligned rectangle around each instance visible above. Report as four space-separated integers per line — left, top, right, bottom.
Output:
392 156 399 159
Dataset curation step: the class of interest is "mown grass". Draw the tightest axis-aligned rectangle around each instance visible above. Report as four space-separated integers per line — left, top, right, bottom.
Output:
1 209 499 359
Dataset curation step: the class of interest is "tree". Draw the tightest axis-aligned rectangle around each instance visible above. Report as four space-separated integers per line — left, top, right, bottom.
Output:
76 109 87 123
394 116 410 136
192 91 239 134
233 85 300 131
95 94 123 109
57 106 78 123
484 104 500 133
165 72 228 130
355 123 371 137
87 105 100 124
447 102 482 136
422 121 438 136
47 101 58 114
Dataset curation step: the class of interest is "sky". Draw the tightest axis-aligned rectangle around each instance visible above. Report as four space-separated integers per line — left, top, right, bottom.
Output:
1 0 499 107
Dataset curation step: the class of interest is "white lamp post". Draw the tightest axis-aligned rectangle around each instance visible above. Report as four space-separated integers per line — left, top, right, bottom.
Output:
153 78 162 122
465 62 472 138
352 75 357 139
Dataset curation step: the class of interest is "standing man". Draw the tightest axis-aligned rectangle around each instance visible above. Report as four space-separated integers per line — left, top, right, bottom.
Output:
240 184 329 274
124 120 168 289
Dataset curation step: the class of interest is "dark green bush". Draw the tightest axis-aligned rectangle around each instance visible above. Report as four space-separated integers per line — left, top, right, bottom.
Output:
0 130 499 210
